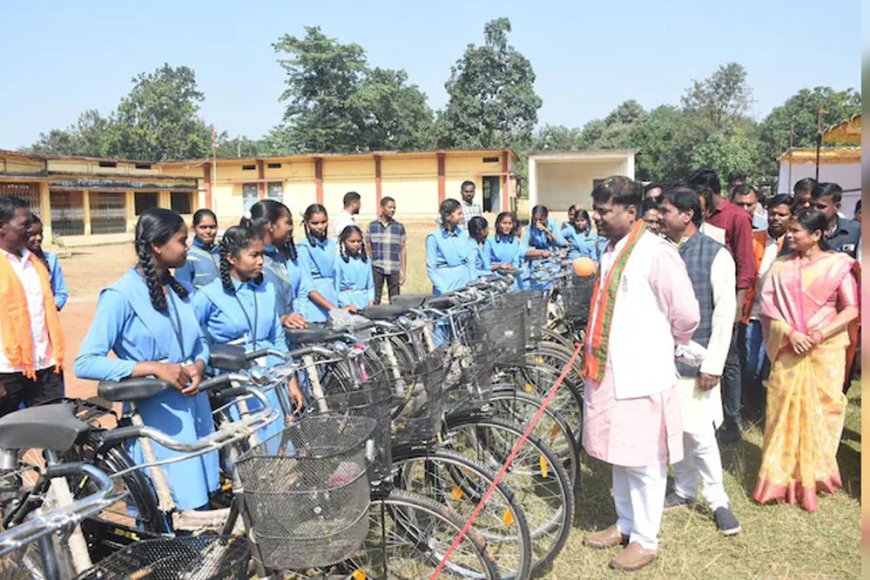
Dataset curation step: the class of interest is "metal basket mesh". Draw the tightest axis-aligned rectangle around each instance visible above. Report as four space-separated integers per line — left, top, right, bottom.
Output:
79 535 250 579
471 296 527 365
523 290 549 340
389 352 448 445
321 382 393 482
560 275 594 323
444 342 497 413
234 415 375 570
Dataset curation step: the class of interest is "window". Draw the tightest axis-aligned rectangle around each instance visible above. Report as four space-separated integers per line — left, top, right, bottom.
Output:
267 162 282 169
171 191 193 214
98 161 117 168
90 192 127 234
49 191 85 236
242 164 256 171
135 192 159 215
0 183 40 209
242 184 258 211
267 182 283 201
482 156 500 163
135 163 152 170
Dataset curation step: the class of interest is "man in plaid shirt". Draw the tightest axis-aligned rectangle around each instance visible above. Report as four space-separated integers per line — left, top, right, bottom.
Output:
459 180 483 227
366 197 407 304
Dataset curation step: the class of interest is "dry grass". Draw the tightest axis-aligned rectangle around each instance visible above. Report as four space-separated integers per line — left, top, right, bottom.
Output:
56 226 861 578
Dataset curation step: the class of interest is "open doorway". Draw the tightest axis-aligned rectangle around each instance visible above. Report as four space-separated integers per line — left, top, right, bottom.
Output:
482 176 501 213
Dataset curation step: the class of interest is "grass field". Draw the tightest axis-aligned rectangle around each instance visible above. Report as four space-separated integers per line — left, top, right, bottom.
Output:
55 223 861 579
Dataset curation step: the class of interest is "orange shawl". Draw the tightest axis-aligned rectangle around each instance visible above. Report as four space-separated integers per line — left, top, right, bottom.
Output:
0 251 65 378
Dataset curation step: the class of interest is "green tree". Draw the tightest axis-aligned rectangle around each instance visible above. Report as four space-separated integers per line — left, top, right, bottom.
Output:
757 86 861 177
690 119 760 184
111 64 213 160
681 62 753 132
215 134 261 158
29 109 114 157
531 124 585 151
438 18 542 148
630 105 691 182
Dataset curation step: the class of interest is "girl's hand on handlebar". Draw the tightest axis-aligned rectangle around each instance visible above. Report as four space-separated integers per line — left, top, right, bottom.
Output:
151 363 191 392
282 313 309 329
345 305 360 314
288 378 305 414
182 360 206 395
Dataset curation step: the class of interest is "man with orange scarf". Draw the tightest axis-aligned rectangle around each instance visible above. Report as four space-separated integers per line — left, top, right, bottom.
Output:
581 177 699 573
0 196 65 416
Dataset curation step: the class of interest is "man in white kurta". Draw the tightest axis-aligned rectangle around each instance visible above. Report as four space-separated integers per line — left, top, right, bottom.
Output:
582 177 700 572
659 187 741 535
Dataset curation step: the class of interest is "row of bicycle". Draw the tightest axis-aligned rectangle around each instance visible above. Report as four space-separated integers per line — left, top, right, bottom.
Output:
0 256 593 579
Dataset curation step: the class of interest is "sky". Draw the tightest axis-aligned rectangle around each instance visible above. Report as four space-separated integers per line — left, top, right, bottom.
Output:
0 0 860 150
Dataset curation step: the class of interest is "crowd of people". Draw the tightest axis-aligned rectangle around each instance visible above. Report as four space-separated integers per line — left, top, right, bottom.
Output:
0 163 860 573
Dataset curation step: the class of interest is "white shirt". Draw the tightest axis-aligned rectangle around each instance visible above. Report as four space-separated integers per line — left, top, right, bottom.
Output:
332 209 356 244
701 247 737 376
699 222 726 245
0 248 54 373
749 234 783 320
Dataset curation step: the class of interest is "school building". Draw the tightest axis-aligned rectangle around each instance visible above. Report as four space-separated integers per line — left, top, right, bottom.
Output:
0 148 519 244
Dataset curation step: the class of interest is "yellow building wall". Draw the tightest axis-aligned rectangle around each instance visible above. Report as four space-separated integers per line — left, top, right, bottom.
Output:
4 157 45 174
381 156 439 216
322 158 377 218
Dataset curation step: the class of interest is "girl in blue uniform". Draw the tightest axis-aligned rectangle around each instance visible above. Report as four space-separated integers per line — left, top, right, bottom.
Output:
175 209 221 290
26 215 68 310
523 205 565 291
426 199 473 296
194 225 305 441
333 226 375 310
485 211 526 288
298 204 342 321
75 208 218 511
560 208 600 261
247 200 311 330
466 216 492 279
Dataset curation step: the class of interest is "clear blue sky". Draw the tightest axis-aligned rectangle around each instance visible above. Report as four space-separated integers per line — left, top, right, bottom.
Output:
0 0 860 150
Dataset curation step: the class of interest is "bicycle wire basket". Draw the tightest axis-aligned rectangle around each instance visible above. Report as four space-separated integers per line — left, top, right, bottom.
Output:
559 274 594 323
470 295 527 365
444 341 498 413
234 415 376 570
321 379 393 483
388 350 449 445
78 535 251 579
523 290 549 341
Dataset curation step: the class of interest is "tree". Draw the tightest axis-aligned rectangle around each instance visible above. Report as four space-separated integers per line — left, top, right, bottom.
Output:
216 134 261 158
630 105 691 182
757 86 861 177
29 109 114 157
690 119 760 184
681 62 753 131
111 64 213 160
531 124 585 151
438 18 542 148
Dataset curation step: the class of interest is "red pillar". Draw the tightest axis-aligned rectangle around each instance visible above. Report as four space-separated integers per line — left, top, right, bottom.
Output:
315 158 324 205
374 155 383 208
203 162 212 210
501 151 510 212
437 153 446 205
257 160 266 199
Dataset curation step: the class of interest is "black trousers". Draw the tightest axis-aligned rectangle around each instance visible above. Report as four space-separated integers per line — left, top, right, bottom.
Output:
0 368 64 417
720 325 743 430
373 269 401 304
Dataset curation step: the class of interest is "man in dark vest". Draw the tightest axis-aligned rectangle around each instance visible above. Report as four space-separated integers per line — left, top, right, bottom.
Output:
658 187 741 535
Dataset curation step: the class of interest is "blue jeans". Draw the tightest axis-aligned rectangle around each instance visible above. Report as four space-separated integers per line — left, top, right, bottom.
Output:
742 320 769 421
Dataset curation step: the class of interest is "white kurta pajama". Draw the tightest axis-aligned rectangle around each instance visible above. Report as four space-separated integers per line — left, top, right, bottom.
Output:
672 243 736 511
583 231 700 550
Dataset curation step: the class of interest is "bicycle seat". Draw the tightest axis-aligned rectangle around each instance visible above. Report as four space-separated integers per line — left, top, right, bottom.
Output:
285 326 346 345
360 304 414 321
0 403 90 451
209 344 249 372
98 377 172 403
389 295 428 308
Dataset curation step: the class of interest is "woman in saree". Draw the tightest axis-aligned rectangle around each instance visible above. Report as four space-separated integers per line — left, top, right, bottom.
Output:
753 209 859 512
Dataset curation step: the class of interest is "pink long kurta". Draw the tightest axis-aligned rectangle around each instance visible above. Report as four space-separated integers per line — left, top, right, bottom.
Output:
582 238 699 468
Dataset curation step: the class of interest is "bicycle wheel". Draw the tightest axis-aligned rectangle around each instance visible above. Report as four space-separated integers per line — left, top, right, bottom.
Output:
392 450 531 579
488 387 580 489
345 489 500 579
444 417 574 572
510 360 584 445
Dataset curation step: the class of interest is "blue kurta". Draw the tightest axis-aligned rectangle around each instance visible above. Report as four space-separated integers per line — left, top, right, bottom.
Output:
298 237 339 322
45 252 68 310
333 254 375 309
175 237 221 290
561 226 600 261
262 244 314 319
523 219 565 291
485 234 527 288
425 227 473 296
74 270 218 510
467 240 492 279
194 277 290 441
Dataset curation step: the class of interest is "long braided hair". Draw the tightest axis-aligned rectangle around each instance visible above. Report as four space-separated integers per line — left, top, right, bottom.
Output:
219 225 263 294
338 225 367 263
135 208 189 312
27 214 51 272
247 200 297 261
303 204 329 246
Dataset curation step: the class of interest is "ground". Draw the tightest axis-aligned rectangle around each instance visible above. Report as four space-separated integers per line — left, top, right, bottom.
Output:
56 222 861 579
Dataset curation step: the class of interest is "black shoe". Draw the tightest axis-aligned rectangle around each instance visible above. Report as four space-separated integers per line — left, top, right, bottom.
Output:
714 507 741 535
663 492 695 510
718 425 742 445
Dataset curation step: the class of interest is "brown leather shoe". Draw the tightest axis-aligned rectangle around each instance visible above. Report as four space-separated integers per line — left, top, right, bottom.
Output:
609 542 658 572
582 524 629 549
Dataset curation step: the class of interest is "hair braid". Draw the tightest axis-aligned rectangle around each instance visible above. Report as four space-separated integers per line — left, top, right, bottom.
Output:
286 237 298 262
136 240 167 312
219 242 235 294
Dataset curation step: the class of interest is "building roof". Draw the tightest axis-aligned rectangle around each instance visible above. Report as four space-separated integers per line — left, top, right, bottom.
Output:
778 146 860 164
0 149 157 165
821 113 860 145
527 149 639 161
